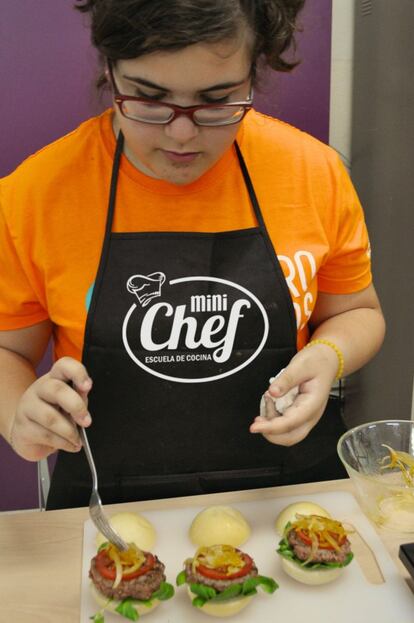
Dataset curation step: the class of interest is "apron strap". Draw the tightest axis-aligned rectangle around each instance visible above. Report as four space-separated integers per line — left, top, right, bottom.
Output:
82 131 124 358
234 141 266 230
105 131 124 238
234 141 297 345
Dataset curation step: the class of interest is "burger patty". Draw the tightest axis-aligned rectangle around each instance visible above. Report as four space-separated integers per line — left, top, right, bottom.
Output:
287 529 352 564
89 554 166 601
184 559 258 593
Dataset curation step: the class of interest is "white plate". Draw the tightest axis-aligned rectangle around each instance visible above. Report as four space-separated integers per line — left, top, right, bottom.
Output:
80 490 414 622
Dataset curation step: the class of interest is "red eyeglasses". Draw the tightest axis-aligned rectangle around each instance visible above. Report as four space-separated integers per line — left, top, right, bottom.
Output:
107 62 253 127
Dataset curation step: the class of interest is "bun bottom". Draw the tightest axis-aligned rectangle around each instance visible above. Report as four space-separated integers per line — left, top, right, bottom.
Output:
281 558 343 585
187 586 253 618
90 582 161 617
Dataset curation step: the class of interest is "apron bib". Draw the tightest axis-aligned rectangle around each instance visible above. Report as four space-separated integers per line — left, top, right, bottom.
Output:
47 134 346 509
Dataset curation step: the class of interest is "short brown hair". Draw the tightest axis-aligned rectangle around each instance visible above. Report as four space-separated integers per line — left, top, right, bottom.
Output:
75 0 306 79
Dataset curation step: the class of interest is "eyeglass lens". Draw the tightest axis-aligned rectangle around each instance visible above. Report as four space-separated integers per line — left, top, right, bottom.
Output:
121 101 246 126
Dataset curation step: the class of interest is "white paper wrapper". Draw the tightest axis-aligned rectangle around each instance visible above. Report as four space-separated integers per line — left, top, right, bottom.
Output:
259 369 299 419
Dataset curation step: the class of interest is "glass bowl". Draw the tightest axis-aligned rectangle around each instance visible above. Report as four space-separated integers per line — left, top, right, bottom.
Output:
337 419 414 532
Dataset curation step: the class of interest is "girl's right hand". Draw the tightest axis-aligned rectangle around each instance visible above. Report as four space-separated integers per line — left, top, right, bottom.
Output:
10 357 93 461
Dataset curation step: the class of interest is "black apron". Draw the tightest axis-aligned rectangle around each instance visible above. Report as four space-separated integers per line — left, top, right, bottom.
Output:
47 133 346 510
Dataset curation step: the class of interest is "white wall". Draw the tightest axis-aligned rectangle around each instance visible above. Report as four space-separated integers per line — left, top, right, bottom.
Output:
329 0 355 170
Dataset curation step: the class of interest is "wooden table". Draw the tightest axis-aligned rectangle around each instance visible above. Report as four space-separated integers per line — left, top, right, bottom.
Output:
0 479 412 622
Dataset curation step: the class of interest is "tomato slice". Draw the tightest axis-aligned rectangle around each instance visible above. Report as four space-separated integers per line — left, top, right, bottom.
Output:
95 550 155 581
196 553 253 580
296 529 313 545
296 529 346 550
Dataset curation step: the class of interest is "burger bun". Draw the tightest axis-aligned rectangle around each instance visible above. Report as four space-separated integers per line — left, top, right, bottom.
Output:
95 511 156 550
90 582 161 617
189 505 251 547
274 501 331 535
280 557 344 585
187 586 253 617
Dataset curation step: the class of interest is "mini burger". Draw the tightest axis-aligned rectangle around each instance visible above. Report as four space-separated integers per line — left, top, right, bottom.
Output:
176 544 278 617
276 513 354 585
89 542 174 621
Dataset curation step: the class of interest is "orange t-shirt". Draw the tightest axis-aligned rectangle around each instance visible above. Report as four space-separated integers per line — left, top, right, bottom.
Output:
0 109 371 360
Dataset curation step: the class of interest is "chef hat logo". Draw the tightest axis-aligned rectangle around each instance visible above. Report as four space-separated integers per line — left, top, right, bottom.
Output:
126 272 166 307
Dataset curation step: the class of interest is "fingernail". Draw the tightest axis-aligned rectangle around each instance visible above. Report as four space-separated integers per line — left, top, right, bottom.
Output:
80 378 93 390
268 388 279 397
82 414 92 426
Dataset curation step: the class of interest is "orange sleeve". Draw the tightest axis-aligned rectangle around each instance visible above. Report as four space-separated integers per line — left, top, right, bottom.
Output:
317 155 372 294
0 185 48 329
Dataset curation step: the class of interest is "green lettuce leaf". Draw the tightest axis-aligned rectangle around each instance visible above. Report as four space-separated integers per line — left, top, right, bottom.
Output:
182 572 278 608
253 575 279 593
176 570 187 586
151 581 175 601
115 597 139 621
193 595 207 607
97 581 175 621
210 584 242 602
189 582 217 601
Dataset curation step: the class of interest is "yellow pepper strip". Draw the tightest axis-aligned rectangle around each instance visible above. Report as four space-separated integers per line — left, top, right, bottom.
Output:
380 444 414 487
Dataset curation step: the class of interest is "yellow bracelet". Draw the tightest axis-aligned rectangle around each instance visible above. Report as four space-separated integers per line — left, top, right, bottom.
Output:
305 339 344 380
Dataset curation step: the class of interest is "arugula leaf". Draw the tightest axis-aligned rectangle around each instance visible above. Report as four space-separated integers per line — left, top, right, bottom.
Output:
151 581 175 601
242 587 258 598
90 596 113 621
320 552 354 569
137 598 153 608
241 576 261 594
115 598 139 621
255 575 279 593
210 584 242 602
90 581 175 623
176 570 187 586
343 552 354 566
97 541 110 552
185 574 278 606
277 536 294 555
192 596 207 608
189 583 217 600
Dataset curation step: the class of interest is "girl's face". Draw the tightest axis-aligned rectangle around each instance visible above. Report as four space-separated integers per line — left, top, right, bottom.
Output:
111 38 252 185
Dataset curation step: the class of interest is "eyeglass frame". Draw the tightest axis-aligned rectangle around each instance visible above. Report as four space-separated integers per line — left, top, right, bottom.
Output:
106 60 253 127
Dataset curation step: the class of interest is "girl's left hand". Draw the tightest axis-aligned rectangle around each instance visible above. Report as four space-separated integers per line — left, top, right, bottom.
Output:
250 342 339 446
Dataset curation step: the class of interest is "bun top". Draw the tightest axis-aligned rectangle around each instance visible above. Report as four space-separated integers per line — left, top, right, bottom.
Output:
95 511 156 550
189 505 251 547
274 501 331 535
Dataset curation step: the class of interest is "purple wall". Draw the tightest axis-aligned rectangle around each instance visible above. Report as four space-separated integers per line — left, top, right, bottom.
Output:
255 0 332 143
0 0 331 511
0 3 99 176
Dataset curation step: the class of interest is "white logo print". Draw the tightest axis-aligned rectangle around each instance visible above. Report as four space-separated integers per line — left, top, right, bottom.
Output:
126 272 166 307
122 275 269 383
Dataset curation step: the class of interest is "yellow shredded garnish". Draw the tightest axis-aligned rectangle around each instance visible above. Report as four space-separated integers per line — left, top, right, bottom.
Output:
105 543 146 588
191 544 244 575
284 514 351 565
380 444 414 487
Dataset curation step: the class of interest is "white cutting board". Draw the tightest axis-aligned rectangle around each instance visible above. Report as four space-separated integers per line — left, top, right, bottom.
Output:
80 491 414 622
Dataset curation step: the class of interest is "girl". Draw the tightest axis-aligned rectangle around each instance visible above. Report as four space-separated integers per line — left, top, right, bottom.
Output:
0 0 385 509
